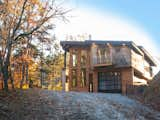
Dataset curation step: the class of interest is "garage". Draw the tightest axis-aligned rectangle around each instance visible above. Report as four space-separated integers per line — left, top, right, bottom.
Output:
98 72 122 93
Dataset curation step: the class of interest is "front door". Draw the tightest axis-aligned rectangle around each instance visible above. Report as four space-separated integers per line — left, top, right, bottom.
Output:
98 72 121 93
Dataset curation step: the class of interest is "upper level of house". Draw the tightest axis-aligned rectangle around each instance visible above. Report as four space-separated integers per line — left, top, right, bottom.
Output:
60 40 157 79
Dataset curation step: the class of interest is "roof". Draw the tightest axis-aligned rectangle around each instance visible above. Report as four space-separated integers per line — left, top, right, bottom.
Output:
138 46 157 66
60 40 157 66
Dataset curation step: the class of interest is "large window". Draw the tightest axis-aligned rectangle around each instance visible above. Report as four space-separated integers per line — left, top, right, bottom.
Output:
72 69 77 87
97 46 111 64
98 72 121 92
81 69 86 87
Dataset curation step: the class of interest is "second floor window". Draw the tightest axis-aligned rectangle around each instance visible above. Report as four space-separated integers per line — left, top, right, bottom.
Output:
72 50 77 67
97 46 110 64
81 50 87 66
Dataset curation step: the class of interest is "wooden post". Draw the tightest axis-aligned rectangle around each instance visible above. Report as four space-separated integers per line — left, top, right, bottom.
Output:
64 51 67 68
62 51 67 91
62 68 66 91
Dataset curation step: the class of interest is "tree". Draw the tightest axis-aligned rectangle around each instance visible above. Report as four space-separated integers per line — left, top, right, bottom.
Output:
0 0 68 91
13 42 39 88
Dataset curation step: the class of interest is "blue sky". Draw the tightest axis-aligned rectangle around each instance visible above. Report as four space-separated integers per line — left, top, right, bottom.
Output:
67 0 159 54
56 0 159 58
54 0 160 72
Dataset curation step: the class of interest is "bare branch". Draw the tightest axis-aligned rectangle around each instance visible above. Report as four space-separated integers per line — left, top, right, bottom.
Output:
12 0 28 38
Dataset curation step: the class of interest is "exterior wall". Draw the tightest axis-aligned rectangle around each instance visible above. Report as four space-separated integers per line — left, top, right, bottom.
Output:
131 50 152 79
68 47 90 92
67 43 151 93
92 67 133 94
68 48 72 91
93 71 98 92
133 75 147 85
121 68 134 94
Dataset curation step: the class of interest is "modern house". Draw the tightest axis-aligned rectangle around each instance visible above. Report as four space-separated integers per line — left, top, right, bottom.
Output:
60 40 157 94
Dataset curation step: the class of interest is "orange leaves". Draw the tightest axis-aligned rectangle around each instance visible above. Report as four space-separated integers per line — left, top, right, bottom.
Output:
29 0 40 5
28 18 37 26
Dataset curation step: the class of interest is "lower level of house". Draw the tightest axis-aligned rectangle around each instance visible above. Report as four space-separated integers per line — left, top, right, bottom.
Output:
65 67 149 94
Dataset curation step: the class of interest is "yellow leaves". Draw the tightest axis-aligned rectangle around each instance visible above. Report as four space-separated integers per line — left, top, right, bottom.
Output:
25 5 32 11
16 83 29 89
38 4 45 14
22 84 29 89
6 0 19 15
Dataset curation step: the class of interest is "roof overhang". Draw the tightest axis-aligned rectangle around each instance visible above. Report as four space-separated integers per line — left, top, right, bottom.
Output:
138 46 157 66
60 40 157 66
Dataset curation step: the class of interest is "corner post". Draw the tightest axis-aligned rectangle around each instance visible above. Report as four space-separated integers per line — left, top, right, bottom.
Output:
62 51 67 91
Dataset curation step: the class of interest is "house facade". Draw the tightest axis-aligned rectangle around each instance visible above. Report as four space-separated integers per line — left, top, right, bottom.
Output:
60 40 156 94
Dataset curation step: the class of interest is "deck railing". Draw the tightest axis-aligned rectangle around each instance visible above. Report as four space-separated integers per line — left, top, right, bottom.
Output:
93 55 112 66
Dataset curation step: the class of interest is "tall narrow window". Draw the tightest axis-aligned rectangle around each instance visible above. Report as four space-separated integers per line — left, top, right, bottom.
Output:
97 46 111 64
72 50 77 67
72 69 77 87
97 47 106 64
81 69 86 87
81 50 87 66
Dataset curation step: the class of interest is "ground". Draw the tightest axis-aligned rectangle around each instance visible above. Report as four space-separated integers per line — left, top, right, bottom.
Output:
0 89 160 120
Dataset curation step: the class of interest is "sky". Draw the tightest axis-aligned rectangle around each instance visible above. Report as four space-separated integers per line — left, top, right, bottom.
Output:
54 0 160 72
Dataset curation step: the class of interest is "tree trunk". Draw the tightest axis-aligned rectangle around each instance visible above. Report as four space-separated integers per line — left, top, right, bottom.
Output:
2 65 9 91
10 76 14 90
25 63 28 84
10 70 14 90
40 70 43 87
2 41 12 91
20 63 25 89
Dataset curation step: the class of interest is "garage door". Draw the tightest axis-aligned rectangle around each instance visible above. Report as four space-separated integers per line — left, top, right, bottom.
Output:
98 72 122 93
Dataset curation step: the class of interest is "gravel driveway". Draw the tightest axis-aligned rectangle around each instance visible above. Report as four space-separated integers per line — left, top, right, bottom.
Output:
0 89 160 120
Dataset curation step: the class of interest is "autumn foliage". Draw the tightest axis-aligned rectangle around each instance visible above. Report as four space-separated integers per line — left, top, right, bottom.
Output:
0 0 68 91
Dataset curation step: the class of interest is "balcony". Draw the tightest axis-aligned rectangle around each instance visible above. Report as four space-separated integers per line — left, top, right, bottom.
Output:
93 55 112 67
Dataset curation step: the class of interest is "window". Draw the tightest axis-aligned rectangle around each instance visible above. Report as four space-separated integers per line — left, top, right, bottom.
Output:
72 50 77 67
81 69 86 87
98 72 121 92
72 69 77 87
97 46 110 64
81 50 87 66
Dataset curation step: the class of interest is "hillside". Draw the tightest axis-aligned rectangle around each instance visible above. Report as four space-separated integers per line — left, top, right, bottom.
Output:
143 71 160 111
0 89 160 120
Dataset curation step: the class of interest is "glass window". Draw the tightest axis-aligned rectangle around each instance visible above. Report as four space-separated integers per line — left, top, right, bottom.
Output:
81 50 87 66
72 69 77 87
72 50 77 67
98 72 121 92
81 69 86 87
97 46 110 64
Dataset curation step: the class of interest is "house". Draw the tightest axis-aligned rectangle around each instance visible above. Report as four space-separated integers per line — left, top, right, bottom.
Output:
60 40 157 94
